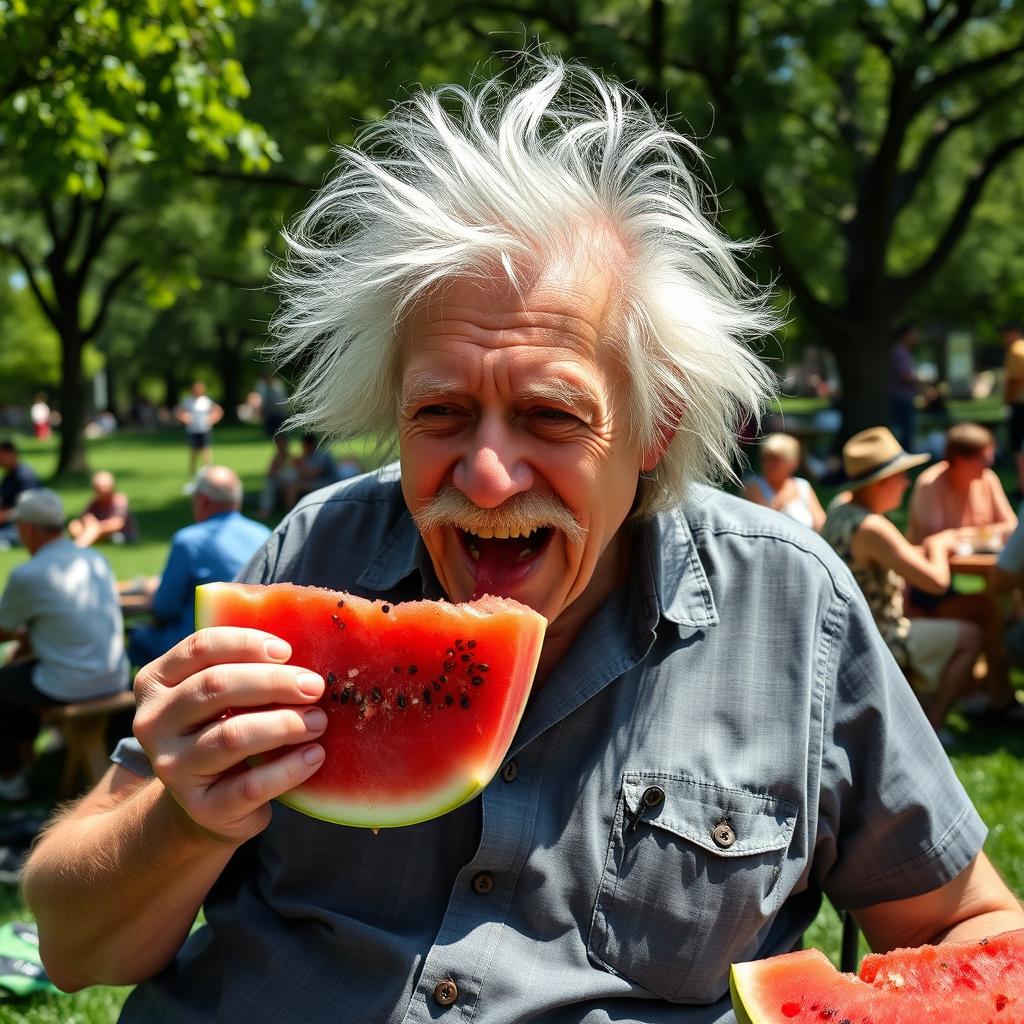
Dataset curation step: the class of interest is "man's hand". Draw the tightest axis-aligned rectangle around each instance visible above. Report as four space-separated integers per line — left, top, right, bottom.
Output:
132 628 327 847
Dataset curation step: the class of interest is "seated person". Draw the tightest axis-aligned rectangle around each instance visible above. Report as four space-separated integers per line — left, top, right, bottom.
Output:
822 427 981 738
283 434 339 509
0 489 129 800
127 466 271 667
905 423 1017 712
742 432 825 531
0 440 41 549
256 434 298 519
908 422 1016 547
984 522 1024 717
68 471 138 547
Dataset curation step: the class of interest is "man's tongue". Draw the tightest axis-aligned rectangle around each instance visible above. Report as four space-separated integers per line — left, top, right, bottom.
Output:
472 537 532 598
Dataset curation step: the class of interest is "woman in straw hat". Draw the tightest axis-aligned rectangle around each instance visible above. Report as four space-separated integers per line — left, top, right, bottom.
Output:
821 427 981 741
742 432 826 531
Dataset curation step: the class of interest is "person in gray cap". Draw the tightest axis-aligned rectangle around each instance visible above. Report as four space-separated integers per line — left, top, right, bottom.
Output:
0 488 129 800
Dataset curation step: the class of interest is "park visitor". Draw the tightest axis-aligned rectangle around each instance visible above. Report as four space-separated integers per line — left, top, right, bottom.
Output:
888 323 920 450
741 432 826 531
23 58 1024 1023
0 440 41 549
125 465 270 667
175 380 224 476
821 427 983 741
0 489 129 801
68 471 138 547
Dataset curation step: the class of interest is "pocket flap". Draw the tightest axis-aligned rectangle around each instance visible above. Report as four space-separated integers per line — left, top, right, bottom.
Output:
622 773 796 857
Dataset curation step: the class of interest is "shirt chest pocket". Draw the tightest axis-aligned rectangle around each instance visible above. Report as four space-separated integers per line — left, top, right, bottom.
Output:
587 772 797 1004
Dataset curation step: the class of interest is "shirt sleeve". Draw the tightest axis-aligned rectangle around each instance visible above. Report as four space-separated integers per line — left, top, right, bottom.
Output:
997 517 1024 573
0 569 32 632
814 586 987 909
150 535 194 622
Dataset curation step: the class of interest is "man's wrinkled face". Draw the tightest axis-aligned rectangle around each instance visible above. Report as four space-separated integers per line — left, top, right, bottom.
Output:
397 261 657 629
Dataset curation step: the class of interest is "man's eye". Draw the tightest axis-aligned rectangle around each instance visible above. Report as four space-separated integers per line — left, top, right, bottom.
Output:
419 405 455 417
534 408 578 423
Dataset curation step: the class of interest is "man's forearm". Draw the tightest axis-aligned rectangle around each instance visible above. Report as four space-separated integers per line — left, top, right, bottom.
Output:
22 774 238 991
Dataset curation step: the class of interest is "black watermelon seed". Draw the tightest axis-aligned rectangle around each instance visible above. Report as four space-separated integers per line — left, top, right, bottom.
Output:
432 680 441 692
337 599 345 607
467 640 476 649
340 689 350 704
471 675 484 686
460 653 471 663
422 689 431 705
446 648 455 657
438 674 447 684
444 661 456 672
455 639 464 649
397 694 406 709
460 695 470 708
326 672 336 686
381 603 391 613
393 666 402 674
476 664 489 672
408 665 417 674
371 687 382 702
444 693 454 706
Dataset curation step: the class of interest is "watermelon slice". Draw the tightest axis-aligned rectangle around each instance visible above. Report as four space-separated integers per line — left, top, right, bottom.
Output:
195 582 546 828
731 928 1024 1023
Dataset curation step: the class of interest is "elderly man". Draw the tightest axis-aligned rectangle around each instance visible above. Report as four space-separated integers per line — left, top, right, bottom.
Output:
23 60 1023 1022
125 465 270 667
0 489 129 800
68 471 138 547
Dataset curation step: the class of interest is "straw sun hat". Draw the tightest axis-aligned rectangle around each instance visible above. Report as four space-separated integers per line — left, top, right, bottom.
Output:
842 427 930 490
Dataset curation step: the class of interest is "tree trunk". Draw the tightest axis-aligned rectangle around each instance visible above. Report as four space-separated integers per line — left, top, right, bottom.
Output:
55 326 90 476
162 369 180 411
830 338 893 444
215 326 249 425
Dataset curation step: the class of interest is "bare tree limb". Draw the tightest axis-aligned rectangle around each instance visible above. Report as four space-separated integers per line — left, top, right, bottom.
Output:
914 37 1024 111
894 134 1024 301
83 260 142 342
856 12 897 60
0 243 58 326
929 0 976 46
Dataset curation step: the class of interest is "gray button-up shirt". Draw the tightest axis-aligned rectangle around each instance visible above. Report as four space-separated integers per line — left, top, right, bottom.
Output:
115 465 986 1023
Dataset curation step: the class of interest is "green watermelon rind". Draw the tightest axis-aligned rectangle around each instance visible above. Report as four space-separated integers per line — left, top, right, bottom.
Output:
730 950 834 1024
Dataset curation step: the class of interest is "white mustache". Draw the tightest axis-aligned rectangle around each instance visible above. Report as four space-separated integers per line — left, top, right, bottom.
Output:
413 486 585 546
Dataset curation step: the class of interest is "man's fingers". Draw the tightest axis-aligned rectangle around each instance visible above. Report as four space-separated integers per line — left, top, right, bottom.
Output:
135 628 294 703
183 706 328 778
135 662 324 738
201 744 326 826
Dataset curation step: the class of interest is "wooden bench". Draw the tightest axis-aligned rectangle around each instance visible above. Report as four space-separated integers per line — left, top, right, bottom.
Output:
41 690 137 797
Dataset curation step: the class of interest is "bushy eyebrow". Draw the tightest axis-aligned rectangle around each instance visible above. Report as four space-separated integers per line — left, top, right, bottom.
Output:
400 371 600 417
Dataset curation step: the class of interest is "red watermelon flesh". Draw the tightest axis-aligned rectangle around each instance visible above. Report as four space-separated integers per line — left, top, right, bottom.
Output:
730 928 1024 1024
195 582 546 828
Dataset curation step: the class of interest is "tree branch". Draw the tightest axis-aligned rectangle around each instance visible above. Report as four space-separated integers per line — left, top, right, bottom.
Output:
193 167 317 191
856 12 897 60
914 37 1024 111
894 134 1024 301
0 243 58 326
929 0 976 46
83 260 142 342
893 76 1023 210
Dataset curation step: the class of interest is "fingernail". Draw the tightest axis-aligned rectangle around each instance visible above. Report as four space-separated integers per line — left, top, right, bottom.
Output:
296 672 323 696
265 638 291 660
303 745 325 766
304 708 327 731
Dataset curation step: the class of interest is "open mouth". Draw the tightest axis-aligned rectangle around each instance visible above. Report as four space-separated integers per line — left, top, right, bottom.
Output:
457 526 555 598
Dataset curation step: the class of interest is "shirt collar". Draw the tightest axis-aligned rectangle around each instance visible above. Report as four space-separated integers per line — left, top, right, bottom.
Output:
355 490 719 630
639 504 719 631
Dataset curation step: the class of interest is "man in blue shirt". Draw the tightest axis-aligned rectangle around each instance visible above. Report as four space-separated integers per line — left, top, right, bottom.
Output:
22 57 1024 1023
126 465 270 666
0 440 42 549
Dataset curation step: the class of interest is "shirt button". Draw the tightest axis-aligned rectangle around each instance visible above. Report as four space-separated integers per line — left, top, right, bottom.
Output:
642 786 665 809
501 760 518 783
433 978 459 1007
712 821 736 849
471 871 494 895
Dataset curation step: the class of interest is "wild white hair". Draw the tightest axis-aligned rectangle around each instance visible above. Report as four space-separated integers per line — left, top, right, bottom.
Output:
269 55 780 516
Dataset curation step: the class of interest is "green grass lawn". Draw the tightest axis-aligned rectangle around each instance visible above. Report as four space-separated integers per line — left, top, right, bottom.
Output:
0 422 1021 1021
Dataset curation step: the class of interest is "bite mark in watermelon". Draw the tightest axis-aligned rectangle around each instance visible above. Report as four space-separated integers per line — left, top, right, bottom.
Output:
195 582 546 829
730 928 1024 1024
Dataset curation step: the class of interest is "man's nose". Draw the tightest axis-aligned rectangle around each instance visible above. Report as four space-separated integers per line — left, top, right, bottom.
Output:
453 419 533 509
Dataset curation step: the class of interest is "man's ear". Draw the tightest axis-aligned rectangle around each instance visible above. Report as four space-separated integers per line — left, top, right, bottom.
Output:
641 423 677 472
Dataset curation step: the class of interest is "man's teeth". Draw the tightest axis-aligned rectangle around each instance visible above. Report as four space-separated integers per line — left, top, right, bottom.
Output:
472 526 538 540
